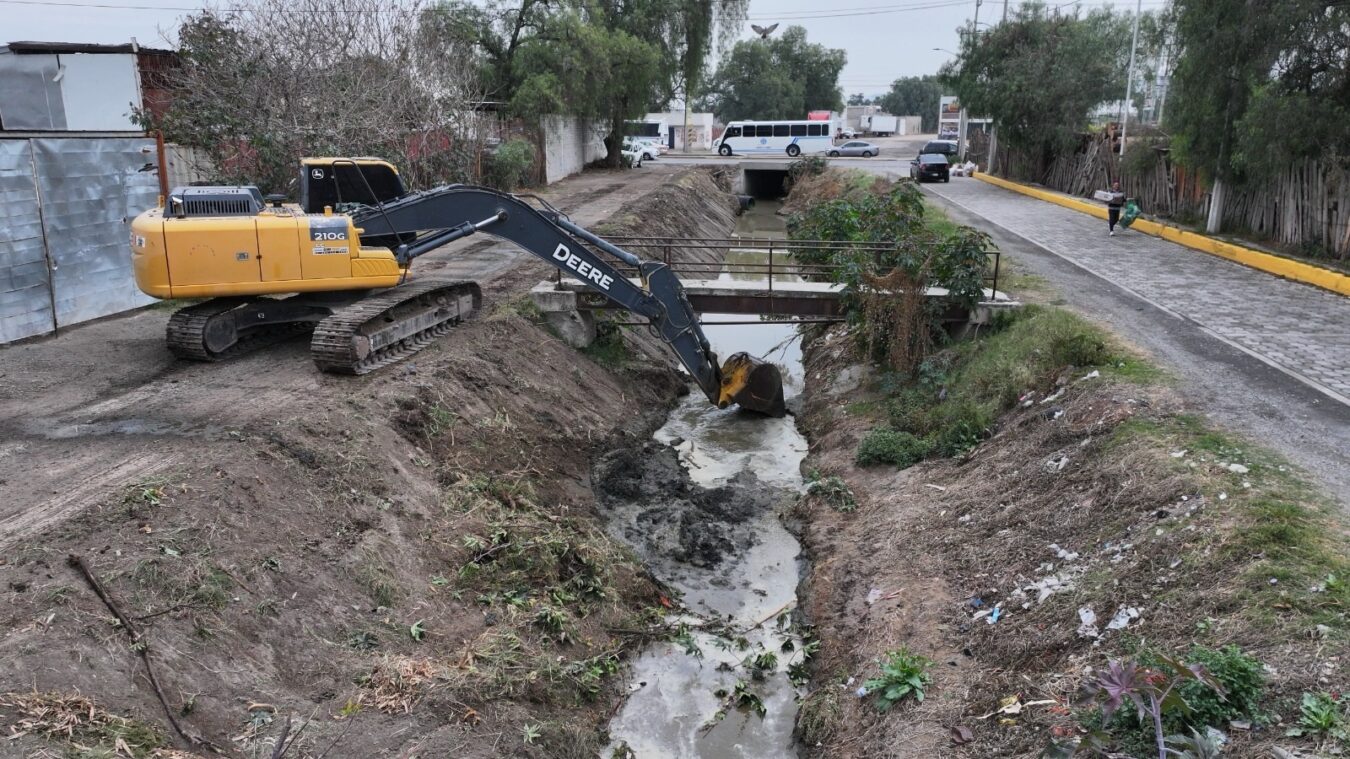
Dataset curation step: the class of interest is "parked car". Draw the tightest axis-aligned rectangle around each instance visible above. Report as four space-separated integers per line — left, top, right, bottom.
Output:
622 148 643 168
910 153 950 182
827 140 879 157
920 139 959 157
838 128 860 139
623 138 660 161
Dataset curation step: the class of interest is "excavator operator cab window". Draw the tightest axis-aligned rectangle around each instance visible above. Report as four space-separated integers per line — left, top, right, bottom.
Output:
300 161 407 214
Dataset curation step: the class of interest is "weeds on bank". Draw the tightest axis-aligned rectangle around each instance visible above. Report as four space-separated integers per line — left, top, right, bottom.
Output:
854 306 1135 469
863 648 933 711
803 470 858 512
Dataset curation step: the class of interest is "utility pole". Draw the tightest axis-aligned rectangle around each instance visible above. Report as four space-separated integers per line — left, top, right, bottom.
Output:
1120 0 1141 156
1002 0 1008 22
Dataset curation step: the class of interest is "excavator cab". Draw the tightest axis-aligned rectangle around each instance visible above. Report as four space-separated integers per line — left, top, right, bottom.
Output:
299 158 407 213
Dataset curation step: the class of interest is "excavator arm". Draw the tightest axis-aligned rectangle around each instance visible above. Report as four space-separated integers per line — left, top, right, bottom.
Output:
350 185 784 416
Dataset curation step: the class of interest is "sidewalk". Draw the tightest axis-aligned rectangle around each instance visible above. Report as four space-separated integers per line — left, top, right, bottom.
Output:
925 178 1350 406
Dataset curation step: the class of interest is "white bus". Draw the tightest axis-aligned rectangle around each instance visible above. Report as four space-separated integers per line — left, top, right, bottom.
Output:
716 120 834 157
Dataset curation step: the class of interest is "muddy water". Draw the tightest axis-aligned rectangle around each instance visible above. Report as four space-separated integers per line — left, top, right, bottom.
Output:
603 202 807 758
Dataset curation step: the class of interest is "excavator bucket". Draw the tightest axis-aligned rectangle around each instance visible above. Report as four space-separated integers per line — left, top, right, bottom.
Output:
718 352 787 417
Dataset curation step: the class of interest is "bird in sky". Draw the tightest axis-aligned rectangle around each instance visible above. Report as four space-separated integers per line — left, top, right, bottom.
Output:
751 23 778 39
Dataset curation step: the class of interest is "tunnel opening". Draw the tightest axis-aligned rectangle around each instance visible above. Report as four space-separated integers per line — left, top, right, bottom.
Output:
743 169 790 199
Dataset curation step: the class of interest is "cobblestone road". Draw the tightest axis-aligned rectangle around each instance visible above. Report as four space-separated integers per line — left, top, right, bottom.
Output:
925 178 1350 404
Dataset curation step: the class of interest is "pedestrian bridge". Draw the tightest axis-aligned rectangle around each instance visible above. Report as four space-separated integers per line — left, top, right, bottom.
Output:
529 236 1018 346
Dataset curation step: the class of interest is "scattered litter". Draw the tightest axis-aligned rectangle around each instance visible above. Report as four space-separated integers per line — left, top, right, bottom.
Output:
987 606 1003 624
1229 720 1251 731
980 695 1058 719
1040 389 1065 404
1242 481 1252 489
1079 370 1100 381
1043 407 1064 421
855 687 869 698
1222 462 1250 474
1169 559 1183 569
1106 606 1140 631
1044 455 1070 473
924 483 947 492
1269 577 1279 585
950 726 974 745
972 609 992 622
1049 543 1079 561
866 588 902 605
1170 450 1187 458
1028 574 1075 603
967 597 984 608
1218 492 1228 500
1077 607 1099 638
958 514 973 524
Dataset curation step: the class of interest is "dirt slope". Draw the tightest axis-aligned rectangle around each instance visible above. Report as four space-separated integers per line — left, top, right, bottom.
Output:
792 324 1346 758
0 167 739 757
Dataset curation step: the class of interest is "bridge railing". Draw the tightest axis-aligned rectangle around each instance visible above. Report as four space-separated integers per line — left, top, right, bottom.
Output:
583 236 1003 299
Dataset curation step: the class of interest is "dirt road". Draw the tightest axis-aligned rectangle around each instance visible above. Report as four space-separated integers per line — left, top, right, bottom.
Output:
0 165 682 551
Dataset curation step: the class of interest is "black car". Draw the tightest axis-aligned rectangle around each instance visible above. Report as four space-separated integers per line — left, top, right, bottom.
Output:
920 140 959 157
910 154 950 183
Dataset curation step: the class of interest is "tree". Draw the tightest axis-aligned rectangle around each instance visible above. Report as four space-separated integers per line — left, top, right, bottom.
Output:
877 76 944 132
848 93 872 106
940 2 1133 157
143 0 488 193
704 25 846 121
1168 0 1349 181
434 0 747 165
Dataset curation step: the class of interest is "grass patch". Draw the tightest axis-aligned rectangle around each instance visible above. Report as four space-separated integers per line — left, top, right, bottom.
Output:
1108 413 1350 635
857 305 1143 468
354 556 402 608
922 198 963 239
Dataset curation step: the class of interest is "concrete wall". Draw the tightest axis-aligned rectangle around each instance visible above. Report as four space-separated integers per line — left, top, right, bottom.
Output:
541 115 606 184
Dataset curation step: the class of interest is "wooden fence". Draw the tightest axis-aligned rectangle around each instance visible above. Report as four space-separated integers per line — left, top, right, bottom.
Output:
994 133 1349 261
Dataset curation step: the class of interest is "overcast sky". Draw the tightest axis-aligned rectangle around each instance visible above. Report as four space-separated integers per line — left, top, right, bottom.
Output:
5 0 1152 98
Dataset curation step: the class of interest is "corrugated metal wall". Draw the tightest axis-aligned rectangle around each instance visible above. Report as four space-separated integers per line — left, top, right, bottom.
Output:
0 136 160 343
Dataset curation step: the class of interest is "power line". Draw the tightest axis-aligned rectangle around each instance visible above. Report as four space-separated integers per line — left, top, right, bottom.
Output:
747 0 973 21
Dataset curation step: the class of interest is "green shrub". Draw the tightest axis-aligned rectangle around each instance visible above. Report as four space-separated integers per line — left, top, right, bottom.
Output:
1171 645 1265 732
485 138 536 191
864 648 932 710
855 428 930 468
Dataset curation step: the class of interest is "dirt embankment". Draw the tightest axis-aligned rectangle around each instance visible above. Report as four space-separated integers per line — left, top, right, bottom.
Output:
791 325 1347 757
0 168 737 758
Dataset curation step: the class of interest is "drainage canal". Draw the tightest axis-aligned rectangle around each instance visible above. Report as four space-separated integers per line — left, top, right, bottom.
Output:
601 201 807 758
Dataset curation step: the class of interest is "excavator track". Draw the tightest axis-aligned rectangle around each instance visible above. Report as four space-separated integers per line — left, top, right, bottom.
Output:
310 279 482 375
166 299 313 362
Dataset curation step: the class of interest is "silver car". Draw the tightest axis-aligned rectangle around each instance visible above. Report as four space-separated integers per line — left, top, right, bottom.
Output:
827 141 879 158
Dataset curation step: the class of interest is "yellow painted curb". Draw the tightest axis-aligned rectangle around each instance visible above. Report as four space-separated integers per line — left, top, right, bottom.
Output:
973 172 1350 297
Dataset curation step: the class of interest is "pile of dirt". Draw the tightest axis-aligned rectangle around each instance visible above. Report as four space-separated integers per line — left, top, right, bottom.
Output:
0 168 741 758
791 323 1347 757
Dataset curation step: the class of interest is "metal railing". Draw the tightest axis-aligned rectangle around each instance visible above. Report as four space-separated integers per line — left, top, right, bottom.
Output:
559 235 1003 300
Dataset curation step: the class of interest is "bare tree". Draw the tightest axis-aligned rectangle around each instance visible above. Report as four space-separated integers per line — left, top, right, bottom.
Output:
142 0 490 193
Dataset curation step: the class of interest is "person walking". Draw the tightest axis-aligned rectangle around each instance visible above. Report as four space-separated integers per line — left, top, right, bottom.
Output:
1106 181 1126 236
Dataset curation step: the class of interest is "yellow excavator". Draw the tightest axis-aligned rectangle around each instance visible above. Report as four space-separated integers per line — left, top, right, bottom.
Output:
129 157 785 416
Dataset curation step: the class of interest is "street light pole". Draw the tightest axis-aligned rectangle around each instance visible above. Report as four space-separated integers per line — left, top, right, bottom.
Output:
959 0 982 160
1120 0 1141 156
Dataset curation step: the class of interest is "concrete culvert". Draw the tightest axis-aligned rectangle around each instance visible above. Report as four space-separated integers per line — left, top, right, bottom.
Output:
743 169 790 199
